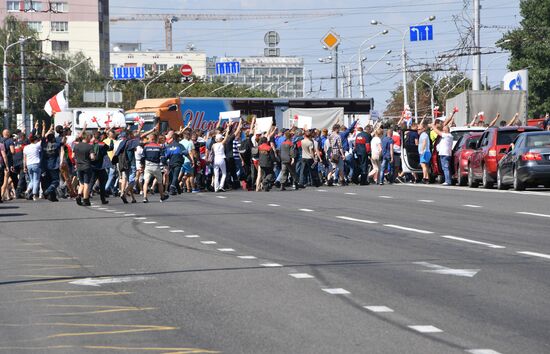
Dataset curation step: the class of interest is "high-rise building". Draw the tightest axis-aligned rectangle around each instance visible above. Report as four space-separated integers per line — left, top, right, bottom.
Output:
207 56 304 98
0 0 110 76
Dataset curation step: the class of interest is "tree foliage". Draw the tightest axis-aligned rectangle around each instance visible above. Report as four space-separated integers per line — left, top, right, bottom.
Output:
498 0 550 117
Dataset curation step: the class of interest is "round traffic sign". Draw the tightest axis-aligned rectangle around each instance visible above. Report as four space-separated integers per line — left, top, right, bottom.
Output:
180 64 193 77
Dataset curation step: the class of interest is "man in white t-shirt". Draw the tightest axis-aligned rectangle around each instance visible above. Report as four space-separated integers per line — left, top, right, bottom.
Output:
432 123 453 186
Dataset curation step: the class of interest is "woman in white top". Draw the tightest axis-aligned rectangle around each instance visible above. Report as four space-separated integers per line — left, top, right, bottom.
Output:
23 135 42 200
211 128 230 192
368 128 383 183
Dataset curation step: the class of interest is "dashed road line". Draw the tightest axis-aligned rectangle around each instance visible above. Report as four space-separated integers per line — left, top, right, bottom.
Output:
217 248 235 252
463 204 482 208
169 230 185 233
155 226 170 229
185 235 200 238
364 306 394 313
114 211 125 214
441 236 505 249
336 216 378 224
467 350 502 354
260 263 283 267
418 200 434 203
384 224 434 234
268 204 280 207
317 189 327 192
289 273 314 279
299 208 314 212
408 325 443 333
516 211 550 218
124 214 136 217
201 241 217 245
216 196 227 199
378 196 394 199
134 217 147 220
345 192 357 195
237 256 257 259
322 288 350 295
242 200 253 203
517 251 550 260
143 221 157 224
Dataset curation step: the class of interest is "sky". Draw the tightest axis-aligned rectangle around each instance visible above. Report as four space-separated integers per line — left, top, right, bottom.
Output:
109 0 522 112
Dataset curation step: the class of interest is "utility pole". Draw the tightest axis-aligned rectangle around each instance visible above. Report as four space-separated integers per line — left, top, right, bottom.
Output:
334 45 339 98
472 0 481 90
20 39 27 132
347 66 352 98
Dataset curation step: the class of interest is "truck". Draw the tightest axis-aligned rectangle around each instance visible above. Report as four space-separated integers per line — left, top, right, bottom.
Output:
54 108 126 138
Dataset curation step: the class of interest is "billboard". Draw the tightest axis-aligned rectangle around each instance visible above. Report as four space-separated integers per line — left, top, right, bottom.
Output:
180 98 233 131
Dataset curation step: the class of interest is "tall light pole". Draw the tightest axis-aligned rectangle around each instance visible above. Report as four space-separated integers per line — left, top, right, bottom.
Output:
211 82 234 95
144 70 168 99
484 54 508 90
42 56 90 107
358 30 388 98
178 82 196 95
1 36 31 129
361 50 392 98
371 16 436 109
472 0 481 90
334 44 339 98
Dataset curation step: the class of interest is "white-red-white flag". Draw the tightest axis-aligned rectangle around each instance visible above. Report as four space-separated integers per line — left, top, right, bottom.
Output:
44 90 68 117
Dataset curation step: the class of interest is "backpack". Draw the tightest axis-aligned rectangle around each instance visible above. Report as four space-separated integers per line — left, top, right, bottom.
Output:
117 146 130 172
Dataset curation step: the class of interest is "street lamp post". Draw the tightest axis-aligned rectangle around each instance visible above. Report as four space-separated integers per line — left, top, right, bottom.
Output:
371 16 435 109
178 82 196 96
1 36 31 129
42 56 90 107
358 30 388 98
484 54 508 90
144 70 168 99
211 82 234 95
361 50 393 99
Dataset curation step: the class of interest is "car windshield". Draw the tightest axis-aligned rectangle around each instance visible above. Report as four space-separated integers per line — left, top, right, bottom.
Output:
467 136 480 147
451 131 469 141
127 121 156 132
497 131 524 145
526 134 550 148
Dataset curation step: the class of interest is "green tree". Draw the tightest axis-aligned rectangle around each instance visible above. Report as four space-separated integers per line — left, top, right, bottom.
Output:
498 0 550 117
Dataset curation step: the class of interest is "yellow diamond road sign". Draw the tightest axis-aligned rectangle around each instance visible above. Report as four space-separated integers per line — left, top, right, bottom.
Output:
321 31 340 50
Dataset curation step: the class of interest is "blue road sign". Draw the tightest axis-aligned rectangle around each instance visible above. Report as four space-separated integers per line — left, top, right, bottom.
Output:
216 61 241 75
113 66 146 80
410 25 433 42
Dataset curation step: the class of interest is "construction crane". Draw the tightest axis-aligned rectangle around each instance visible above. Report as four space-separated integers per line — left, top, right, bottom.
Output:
110 13 340 51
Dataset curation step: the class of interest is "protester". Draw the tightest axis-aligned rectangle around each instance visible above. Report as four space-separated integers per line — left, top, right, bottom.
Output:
23 135 42 201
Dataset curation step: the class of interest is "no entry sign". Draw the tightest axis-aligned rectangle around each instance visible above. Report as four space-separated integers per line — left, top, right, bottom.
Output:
180 64 193 77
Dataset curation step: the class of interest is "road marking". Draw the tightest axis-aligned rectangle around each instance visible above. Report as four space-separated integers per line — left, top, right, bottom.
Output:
317 189 327 192
155 226 170 229
90 205 100 208
268 204 280 207
467 350 502 354
124 214 136 217
517 211 550 218
43 304 155 316
242 200 253 203
418 200 434 203
364 306 394 313
238 256 257 259
104 209 116 212
289 273 314 279
414 262 479 277
69 276 151 287
384 224 434 234
299 208 314 212
217 248 235 252
17 290 132 301
408 325 443 333
201 241 217 245
114 211 125 214
517 251 550 260
185 235 200 238
260 263 283 267
379 195 393 199
134 217 147 220
463 204 482 208
336 216 378 224
216 196 227 199
322 288 350 295
345 192 357 195
97 208 107 210
143 221 157 224
169 230 185 233
441 235 505 249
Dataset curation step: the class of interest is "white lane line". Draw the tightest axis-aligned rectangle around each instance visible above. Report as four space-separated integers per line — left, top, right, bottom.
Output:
467 350 502 354
105 209 116 212
169 230 185 233
418 200 434 203
336 216 378 224
143 221 157 224
98 208 108 210
242 200 253 203
268 204 280 207
384 224 434 234
441 235 505 249
216 196 227 199
299 208 314 212
317 189 327 192
463 204 482 208
364 306 394 313
124 214 136 217
408 325 443 333
517 251 550 260
114 211 125 214
155 226 170 229
134 217 147 220
90 205 100 208
379 195 394 199
322 288 350 295
186 234 200 238
201 241 217 245
238 256 257 259
289 273 314 279
345 192 357 195
218 248 235 252
260 263 283 267
517 211 550 218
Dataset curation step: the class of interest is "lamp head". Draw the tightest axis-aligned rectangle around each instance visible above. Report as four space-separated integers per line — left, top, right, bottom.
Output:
386 49 392 54
371 20 379 25
428 16 436 21
382 29 389 35
369 45 376 50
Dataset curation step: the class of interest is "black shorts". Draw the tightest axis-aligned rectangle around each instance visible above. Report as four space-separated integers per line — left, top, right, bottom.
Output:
77 168 93 184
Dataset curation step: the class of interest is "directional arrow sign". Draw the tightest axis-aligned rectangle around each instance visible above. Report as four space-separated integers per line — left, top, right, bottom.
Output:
414 262 479 278
69 276 151 287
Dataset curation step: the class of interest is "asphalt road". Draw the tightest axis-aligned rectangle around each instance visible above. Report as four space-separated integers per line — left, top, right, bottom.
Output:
1 183 549 354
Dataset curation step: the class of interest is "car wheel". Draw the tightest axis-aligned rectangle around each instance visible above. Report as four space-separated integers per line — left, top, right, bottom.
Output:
482 165 493 189
468 165 478 188
497 168 508 190
513 167 525 191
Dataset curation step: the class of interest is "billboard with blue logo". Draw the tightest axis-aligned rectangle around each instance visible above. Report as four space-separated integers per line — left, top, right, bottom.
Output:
180 98 234 131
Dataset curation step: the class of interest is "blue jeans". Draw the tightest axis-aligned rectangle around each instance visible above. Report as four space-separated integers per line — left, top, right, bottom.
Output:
26 164 41 196
441 155 452 184
379 157 391 184
105 166 117 193
44 168 60 195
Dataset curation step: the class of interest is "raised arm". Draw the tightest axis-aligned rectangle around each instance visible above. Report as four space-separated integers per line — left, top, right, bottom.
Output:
419 113 427 127
139 122 158 139
221 122 233 144
443 111 456 127
507 113 520 127
468 114 478 127
488 112 501 127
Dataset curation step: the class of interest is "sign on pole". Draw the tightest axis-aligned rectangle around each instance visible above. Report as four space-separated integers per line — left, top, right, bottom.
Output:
180 64 193 77
113 66 146 80
321 30 341 50
216 62 241 75
410 25 433 42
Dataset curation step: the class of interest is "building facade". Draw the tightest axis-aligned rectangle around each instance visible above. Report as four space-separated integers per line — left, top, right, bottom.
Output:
0 0 110 76
207 56 304 98
110 45 207 77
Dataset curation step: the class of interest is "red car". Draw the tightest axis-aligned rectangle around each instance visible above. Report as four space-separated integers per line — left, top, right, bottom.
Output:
468 126 543 188
452 132 482 186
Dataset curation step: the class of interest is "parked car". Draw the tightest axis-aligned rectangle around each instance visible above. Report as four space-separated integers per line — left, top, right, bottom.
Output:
450 126 486 149
452 132 483 186
497 131 550 190
468 126 543 188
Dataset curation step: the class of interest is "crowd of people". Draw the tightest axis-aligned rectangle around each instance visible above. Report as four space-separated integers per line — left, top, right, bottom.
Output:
1 111 549 205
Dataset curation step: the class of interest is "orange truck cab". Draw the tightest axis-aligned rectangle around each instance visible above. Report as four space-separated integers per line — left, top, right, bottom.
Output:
124 98 182 132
